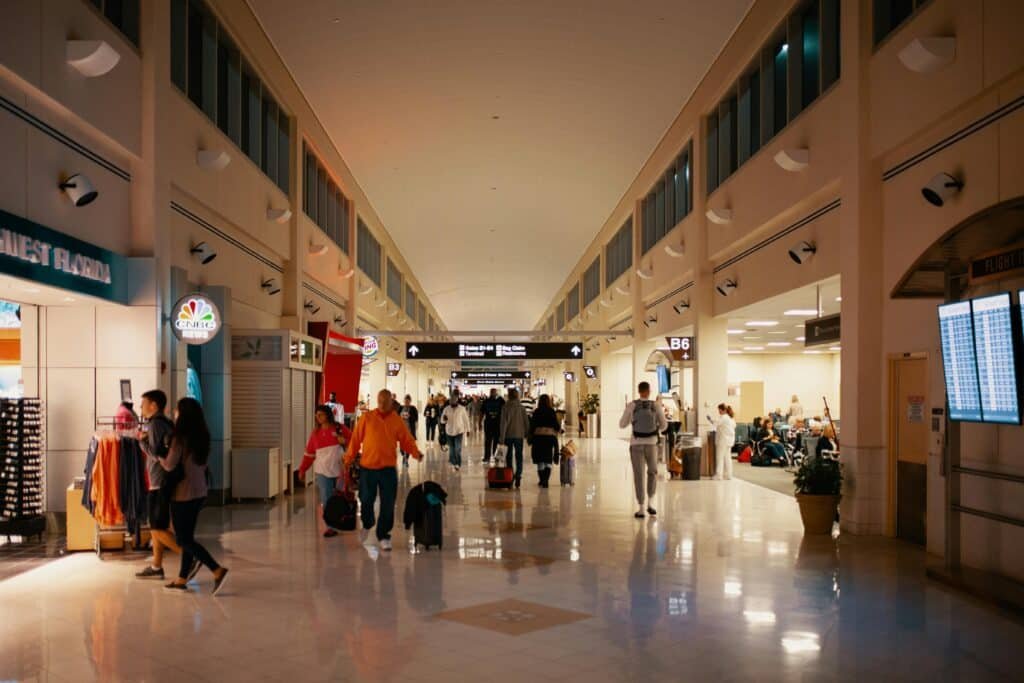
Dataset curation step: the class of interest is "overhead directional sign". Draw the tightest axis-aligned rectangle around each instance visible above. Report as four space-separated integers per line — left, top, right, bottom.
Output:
406 342 583 360
665 336 696 362
451 370 532 380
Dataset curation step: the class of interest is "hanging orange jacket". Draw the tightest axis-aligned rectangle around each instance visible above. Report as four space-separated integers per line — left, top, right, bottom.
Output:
90 435 123 526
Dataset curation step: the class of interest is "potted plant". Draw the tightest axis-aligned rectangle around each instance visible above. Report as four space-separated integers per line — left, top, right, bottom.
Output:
793 455 842 534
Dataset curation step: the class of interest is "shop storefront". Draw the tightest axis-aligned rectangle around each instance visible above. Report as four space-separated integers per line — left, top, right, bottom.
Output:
0 208 157 545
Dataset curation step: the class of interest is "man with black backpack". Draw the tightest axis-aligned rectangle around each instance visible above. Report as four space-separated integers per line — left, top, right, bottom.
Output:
619 381 668 519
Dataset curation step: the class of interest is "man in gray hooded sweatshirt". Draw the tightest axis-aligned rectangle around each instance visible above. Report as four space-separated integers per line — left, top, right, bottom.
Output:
499 388 531 489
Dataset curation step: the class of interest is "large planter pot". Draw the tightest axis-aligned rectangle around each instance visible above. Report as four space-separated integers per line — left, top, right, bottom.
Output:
796 493 841 535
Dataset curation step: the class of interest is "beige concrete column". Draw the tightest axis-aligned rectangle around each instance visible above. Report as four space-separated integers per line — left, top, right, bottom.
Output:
837 0 885 535
691 113 729 440
281 118 304 333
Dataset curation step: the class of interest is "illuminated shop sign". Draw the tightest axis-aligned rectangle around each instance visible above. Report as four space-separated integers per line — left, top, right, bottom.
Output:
172 294 222 345
0 208 125 302
665 336 696 361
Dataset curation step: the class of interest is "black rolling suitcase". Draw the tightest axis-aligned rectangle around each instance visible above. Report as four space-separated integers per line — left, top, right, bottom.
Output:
415 503 443 550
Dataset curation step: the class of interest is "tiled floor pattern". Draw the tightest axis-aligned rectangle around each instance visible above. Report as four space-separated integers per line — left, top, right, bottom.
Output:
1 434 1023 682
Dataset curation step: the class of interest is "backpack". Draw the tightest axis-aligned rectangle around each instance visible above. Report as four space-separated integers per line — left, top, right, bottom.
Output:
631 400 659 438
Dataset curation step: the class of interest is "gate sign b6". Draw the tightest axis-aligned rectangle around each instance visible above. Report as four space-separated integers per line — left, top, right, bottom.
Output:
665 336 696 362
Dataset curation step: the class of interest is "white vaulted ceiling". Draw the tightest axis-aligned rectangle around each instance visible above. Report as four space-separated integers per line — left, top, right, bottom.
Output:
248 0 752 330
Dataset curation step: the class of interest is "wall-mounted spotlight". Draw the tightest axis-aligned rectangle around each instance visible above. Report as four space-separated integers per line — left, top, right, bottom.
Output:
774 148 810 172
190 242 217 265
664 239 685 258
66 39 120 77
267 207 292 224
309 241 329 256
196 148 231 171
672 299 691 315
922 173 963 207
706 207 733 225
261 278 281 295
642 314 658 328
338 266 355 279
898 36 956 74
375 298 387 308
358 281 373 295
599 298 612 308
716 278 737 297
333 315 346 327
59 173 98 207
788 240 817 265
636 264 654 280
614 284 631 296
304 300 321 315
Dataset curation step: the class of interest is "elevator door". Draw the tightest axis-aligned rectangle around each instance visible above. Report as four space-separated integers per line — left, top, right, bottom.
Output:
893 357 928 545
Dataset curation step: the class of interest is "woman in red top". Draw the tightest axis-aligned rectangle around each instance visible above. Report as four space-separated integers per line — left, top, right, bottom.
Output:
298 406 352 537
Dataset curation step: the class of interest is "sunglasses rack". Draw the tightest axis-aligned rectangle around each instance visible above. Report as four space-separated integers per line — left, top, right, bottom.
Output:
0 398 46 541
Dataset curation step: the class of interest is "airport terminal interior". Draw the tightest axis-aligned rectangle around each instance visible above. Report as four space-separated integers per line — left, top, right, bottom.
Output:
1 0 1024 681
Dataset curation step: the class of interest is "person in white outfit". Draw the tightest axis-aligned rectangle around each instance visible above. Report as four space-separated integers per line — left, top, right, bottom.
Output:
440 391 471 471
713 403 737 480
788 395 804 420
619 381 669 518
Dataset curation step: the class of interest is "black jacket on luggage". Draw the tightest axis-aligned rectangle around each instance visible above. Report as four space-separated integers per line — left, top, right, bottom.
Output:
402 481 448 529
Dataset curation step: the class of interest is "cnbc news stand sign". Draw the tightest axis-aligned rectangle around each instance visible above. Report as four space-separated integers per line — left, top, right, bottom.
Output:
0 208 125 302
407 342 583 360
172 293 222 345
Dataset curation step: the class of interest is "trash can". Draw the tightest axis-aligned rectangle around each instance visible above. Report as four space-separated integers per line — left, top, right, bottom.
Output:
682 447 702 480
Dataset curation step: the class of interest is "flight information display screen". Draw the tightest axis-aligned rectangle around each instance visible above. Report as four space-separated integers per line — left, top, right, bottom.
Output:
972 293 1019 424
938 301 982 421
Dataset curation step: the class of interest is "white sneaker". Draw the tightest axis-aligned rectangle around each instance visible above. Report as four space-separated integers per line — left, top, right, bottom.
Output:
379 539 392 552
360 528 374 546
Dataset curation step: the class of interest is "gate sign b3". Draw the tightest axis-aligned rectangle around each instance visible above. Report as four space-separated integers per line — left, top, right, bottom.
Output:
665 336 695 362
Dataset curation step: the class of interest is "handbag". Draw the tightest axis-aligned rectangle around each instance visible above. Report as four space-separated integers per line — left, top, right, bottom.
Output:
493 444 508 467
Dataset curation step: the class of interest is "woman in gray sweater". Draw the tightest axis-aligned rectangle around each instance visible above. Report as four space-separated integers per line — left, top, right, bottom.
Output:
161 398 229 595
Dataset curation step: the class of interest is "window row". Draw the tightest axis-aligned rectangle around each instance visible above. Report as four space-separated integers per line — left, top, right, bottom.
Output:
357 219 382 287
582 257 601 308
386 259 403 307
88 0 139 46
302 143 351 253
418 302 427 329
706 0 839 195
566 284 580 322
605 218 633 288
874 0 929 45
642 141 693 255
171 0 291 194
555 301 565 330
405 285 417 320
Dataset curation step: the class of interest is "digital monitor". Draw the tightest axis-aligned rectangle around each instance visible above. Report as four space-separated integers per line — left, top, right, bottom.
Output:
656 365 671 394
973 293 1020 424
938 300 981 421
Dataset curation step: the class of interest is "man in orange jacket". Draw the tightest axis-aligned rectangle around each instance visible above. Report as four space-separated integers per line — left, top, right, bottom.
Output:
344 389 422 550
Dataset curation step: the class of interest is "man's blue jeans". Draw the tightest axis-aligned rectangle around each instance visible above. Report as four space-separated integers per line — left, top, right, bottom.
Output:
358 467 398 540
505 438 524 482
448 434 464 467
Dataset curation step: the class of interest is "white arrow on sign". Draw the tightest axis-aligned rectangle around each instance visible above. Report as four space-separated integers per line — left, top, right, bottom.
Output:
408 345 420 357
570 345 582 357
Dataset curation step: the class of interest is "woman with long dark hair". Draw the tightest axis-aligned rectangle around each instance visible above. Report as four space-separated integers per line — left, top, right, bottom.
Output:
528 394 561 488
161 398 229 595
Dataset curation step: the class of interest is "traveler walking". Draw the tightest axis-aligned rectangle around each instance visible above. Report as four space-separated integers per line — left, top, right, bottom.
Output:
161 398 230 595
298 405 352 537
423 397 440 443
521 391 537 416
481 388 505 463
344 389 421 551
619 382 668 518
134 390 186 580
440 392 470 471
499 388 530 488
399 395 419 467
528 394 561 488
713 403 737 480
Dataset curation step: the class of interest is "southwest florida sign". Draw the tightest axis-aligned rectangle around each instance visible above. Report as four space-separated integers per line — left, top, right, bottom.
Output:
0 208 124 301
172 294 222 345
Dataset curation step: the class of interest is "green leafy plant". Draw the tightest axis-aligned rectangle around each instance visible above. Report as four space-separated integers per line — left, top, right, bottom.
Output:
794 455 842 496
582 393 600 415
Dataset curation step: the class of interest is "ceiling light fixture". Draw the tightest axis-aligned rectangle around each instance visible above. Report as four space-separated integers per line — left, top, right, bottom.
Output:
743 346 765 351
766 342 791 347
66 40 120 77
784 309 819 316
788 240 817 265
716 278 737 297
745 321 779 327
727 329 744 335
58 173 99 207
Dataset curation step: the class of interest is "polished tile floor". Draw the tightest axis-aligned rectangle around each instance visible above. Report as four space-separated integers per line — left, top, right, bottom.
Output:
2 435 1023 682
